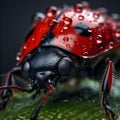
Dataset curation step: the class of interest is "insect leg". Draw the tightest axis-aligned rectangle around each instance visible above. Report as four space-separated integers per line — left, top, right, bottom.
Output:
30 84 55 120
0 67 33 110
31 89 41 100
0 70 14 110
101 58 117 120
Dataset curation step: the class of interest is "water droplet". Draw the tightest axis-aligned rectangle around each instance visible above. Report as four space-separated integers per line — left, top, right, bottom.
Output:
78 15 84 20
60 29 63 32
93 13 100 19
16 52 21 61
23 45 27 49
88 28 92 33
63 26 68 30
32 37 35 41
82 52 88 58
99 46 104 52
16 56 20 61
105 48 109 52
74 4 83 13
96 35 103 44
66 44 71 48
90 37 92 40
83 56 88 59
108 42 114 49
96 40 103 44
63 37 69 42
115 31 120 37
46 6 57 17
63 17 72 25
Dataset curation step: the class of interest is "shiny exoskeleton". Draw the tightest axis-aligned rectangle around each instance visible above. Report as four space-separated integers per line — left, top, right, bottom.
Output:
0 2 120 120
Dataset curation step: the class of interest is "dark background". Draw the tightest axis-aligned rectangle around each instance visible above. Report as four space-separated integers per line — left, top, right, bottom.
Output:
0 0 120 73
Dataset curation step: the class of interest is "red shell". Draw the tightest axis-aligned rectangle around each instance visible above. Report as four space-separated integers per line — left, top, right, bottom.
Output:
17 3 120 64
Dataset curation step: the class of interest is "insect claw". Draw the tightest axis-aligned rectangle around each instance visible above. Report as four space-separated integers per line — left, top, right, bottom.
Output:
105 105 118 120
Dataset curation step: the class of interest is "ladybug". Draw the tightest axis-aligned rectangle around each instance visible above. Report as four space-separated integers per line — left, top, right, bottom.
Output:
0 2 120 120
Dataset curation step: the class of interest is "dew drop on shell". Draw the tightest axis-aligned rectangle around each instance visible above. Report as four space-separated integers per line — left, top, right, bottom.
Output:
96 39 103 44
82 52 88 58
99 46 104 52
88 28 92 33
16 52 21 61
78 15 84 20
63 26 68 30
63 37 69 42
108 42 114 49
63 17 72 25
32 37 35 41
96 35 103 44
66 44 71 48
16 56 20 61
115 31 120 37
93 13 100 19
23 45 27 49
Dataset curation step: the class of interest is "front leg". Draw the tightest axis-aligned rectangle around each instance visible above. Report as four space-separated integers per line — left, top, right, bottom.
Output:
0 67 33 110
0 70 14 110
30 84 55 120
101 58 117 120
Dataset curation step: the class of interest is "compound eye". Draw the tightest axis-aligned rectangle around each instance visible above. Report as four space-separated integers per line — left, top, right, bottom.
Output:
22 61 31 78
58 57 74 76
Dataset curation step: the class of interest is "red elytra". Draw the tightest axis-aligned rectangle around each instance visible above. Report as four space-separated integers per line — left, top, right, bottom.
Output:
107 61 113 91
17 3 120 65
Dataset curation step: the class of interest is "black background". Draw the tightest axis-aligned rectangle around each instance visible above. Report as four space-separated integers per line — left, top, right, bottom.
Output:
0 0 120 73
